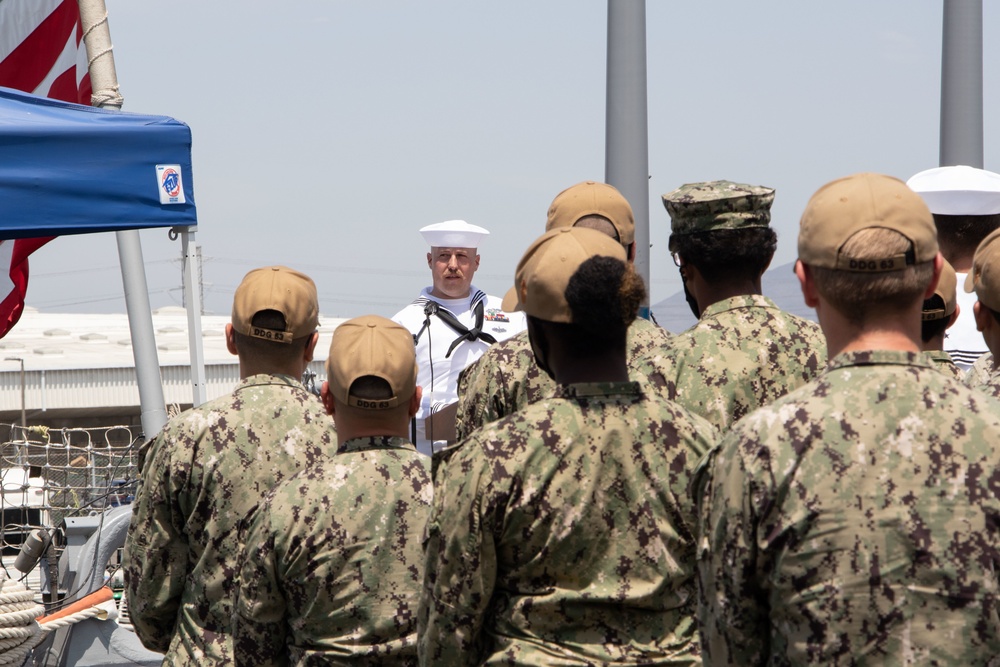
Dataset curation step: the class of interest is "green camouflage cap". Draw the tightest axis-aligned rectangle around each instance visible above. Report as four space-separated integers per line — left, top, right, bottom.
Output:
663 180 774 251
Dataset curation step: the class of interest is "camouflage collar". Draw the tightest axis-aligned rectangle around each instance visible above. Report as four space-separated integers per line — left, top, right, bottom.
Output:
338 435 416 454
923 349 955 365
828 349 933 372
699 294 778 320
555 381 642 400
234 373 306 391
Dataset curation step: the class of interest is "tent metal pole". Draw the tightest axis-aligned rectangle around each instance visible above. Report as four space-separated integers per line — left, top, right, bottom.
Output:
605 0 651 319
940 0 983 168
78 0 168 439
178 226 208 406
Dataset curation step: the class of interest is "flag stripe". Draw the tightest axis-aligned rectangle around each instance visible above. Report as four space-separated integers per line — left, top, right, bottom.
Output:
0 0 83 337
0 0 64 59
0 237 53 335
0 0 77 93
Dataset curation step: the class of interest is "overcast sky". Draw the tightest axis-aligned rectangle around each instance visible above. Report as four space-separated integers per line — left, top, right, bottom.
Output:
22 1 1000 322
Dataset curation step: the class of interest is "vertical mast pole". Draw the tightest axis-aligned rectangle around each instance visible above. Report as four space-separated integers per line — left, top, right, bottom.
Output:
78 0 168 438
940 0 983 167
606 0 651 318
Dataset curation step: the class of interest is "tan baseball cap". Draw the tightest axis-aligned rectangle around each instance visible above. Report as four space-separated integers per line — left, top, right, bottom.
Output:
326 315 417 410
546 181 635 247
798 172 938 271
923 259 957 321
501 227 627 323
232 266 319 343
963 228 1000 312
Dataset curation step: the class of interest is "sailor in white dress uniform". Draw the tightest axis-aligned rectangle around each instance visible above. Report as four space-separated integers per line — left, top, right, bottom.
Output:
908 165 1000 370
392 220 525 455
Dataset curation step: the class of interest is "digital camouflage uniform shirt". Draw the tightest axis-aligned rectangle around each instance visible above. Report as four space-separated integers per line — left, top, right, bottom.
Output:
233 436 432 666
454 317 671 440
632 294 826 433
123 374 337 665
966 352 997 392
923 349 965 380
698 350 1000 665
420 381 715 666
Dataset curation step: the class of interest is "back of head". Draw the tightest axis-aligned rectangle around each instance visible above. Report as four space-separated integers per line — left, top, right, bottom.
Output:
326 315 417 421
921 259 957 344
231 266 319 365
663 180 777 281
503 227 644 354
799 173 938 325
907 166 1000 260
964 228 1000 315
546 181 634 249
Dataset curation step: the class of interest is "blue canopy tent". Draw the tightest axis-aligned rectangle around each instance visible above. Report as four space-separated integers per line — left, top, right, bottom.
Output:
0 85 200 441
0 86 200 665
0 86 196 238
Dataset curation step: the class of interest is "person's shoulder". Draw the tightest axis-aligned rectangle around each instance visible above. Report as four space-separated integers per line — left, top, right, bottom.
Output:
774 308 825 337
451 397 573 462
390 292 432 326
627 316 672 351
151 392 238 444
460 328 533 381
483 328 532 362
638 389 716 445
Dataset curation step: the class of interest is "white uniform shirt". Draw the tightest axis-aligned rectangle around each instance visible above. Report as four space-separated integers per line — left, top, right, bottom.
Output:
392 286 526 455
946 271 989 370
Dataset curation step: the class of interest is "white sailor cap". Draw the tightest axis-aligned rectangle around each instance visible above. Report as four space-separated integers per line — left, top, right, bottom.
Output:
419 220 490 249
906 165 1000 216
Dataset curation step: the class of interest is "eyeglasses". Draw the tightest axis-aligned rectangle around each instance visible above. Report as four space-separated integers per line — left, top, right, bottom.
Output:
671 252 682 267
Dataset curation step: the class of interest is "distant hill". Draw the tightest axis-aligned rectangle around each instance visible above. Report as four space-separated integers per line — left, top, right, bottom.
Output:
651 261 817 334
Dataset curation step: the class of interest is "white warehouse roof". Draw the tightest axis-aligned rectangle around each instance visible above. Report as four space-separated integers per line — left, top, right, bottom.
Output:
0 307 346 426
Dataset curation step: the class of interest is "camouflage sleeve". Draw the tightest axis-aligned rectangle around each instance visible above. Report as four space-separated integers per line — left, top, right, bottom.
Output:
965 352 994 389
122 432 187 653
455 354 505 441
696 431 769 666
418 443 496 665
232 504 288 667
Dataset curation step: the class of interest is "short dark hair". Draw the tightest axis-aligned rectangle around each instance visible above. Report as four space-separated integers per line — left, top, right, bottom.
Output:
933 213 1000 256
573 215 621 244
671 227 777 283
543 255 646 356
348 375 394 400
920 295 950 343
232 309 309 363
810 229 934 327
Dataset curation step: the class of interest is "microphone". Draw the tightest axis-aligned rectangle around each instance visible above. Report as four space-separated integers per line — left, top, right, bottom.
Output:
423 301 439 317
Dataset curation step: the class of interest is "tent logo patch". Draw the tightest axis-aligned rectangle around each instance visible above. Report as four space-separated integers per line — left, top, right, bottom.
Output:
156 164 185 204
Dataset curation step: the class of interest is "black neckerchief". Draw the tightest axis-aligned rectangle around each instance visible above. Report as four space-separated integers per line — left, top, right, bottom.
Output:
435 299 497 357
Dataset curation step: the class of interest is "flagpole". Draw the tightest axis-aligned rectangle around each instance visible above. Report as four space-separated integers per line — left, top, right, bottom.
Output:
940 0 983 167
605 0 651 319
78 0 168 439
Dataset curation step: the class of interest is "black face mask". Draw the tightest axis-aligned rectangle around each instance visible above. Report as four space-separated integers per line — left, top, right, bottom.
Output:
680 266 699 318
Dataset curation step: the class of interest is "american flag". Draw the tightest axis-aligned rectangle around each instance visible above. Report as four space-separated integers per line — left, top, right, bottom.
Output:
0 0 91 337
